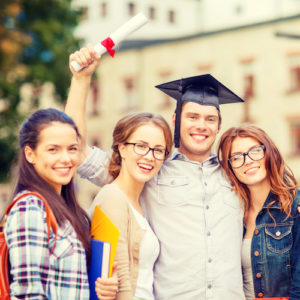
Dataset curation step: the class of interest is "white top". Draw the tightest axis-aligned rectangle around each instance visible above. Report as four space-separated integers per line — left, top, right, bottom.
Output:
130 204 159 300
242 238 255 300
77 148 245 300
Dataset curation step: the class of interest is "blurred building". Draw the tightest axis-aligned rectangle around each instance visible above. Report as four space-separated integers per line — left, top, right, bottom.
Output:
72 0 300 43
76 13 300 206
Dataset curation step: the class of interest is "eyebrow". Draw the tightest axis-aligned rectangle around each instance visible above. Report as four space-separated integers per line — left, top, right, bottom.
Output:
45 142 79 147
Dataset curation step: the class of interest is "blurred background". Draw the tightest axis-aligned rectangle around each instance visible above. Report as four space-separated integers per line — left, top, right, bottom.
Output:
1 0 300 213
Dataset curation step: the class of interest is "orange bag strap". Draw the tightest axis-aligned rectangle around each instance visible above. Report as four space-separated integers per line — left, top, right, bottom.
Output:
2 192 57 253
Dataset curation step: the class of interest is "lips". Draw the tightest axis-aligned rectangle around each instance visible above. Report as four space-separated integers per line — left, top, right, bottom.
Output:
244 166 259 175
138 163 154 172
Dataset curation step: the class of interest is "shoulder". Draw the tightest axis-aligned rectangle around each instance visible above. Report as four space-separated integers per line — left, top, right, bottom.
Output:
90 184 130 216
292 189 300 216
9 191 46 216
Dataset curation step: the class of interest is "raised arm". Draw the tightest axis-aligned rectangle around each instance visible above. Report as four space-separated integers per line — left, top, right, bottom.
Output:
66 44 100 158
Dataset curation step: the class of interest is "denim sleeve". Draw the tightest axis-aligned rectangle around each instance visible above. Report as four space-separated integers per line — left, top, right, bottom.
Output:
289 199 300 299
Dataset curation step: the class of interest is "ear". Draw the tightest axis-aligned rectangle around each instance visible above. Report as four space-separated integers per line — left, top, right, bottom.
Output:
118 143 127 159
217 122 222 134
172 113 176 129
24 145 35 164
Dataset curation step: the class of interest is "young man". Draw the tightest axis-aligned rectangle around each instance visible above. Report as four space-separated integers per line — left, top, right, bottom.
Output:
66 46 246 300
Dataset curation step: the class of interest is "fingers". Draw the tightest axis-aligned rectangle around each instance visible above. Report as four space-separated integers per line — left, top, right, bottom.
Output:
69 43 100 75
95 277 118 300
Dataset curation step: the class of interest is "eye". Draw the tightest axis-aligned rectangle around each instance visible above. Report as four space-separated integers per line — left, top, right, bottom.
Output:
250 147 262 154
154 148 165 154
135 143 148 150
69 146 79 152
189 115 196 120
48 147 57 153
231 154 243 162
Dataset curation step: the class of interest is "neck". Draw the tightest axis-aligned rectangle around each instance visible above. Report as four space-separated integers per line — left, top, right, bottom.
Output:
113 172 144 207
177 147 211 163
248 180 271 212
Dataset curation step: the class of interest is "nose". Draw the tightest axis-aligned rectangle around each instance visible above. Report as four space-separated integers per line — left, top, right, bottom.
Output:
60 150 72 163
144 148 155 160
244 153 254 165
196 118 206 129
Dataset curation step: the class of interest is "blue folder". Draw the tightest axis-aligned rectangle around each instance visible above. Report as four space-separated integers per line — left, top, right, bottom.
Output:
89 239 111 300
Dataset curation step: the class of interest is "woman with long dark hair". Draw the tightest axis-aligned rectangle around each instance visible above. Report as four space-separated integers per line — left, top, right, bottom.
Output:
4 108 91 299
218 124 300 299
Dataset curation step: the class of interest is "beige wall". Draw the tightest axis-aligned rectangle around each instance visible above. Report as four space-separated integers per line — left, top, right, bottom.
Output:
77 17 300 205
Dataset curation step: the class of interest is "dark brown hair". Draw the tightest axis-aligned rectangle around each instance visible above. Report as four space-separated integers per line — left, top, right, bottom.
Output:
108 112 173 179
15 108 91 257
217 124 297 221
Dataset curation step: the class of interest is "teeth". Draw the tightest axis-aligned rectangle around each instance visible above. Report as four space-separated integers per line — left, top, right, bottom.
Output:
138 163 153 170
192 134 206 141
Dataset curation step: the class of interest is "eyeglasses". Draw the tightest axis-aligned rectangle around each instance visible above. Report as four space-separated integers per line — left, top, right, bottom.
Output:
228 145 266 169
124 142 168 160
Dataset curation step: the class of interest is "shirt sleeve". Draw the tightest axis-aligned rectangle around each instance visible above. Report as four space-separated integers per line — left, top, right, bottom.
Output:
92 188 133 300
77 146 113 187
4 195 50 300
290 196 300 299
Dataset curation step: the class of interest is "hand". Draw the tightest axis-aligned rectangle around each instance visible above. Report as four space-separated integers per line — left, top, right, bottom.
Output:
69 43 101 78
95 263 119 300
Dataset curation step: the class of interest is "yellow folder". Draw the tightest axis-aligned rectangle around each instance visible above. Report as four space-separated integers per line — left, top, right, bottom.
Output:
90 205 120 277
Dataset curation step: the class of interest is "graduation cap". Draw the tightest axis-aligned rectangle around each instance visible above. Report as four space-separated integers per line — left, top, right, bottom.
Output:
155 74 244 148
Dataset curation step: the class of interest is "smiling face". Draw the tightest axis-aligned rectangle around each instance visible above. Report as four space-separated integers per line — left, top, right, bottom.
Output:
176 102 220 162
24 122 80 194
230 136 269 188
118 123 166 185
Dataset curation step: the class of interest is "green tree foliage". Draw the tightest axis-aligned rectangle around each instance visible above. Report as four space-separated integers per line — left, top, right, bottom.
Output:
0 0 82 182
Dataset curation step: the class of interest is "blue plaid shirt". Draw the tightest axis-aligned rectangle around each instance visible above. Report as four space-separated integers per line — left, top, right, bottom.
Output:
4 192 89 299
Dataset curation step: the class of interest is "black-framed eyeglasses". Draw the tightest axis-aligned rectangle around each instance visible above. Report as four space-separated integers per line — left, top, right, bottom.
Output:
228 145 266 169
124 142 168 160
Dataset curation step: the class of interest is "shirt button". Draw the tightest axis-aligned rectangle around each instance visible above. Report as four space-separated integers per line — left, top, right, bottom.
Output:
254 229 259 235
208 258 212 263
258 292 264 297
256 273 262 278
207 232 211 236
206 205 209 210
204 182 207 186
276 231 281 237
208 284 212 289
254 251 260 256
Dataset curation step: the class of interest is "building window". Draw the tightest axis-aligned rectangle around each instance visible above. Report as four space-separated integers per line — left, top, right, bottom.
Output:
287 53 300 92
80 6 88 21
149 7 156 20
158 70 173 109
243 74 255 99
290 121 300 155
168 10 176 24
100 2 107 17
123 77 137 111
128 2 136 16
90 78 100 116
290 66 300 92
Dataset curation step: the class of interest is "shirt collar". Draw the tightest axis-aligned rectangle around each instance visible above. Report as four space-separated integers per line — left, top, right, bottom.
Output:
262 192 281 209
169 150 219 166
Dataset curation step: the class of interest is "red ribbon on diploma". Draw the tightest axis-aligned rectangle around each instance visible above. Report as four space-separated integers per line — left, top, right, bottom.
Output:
101 37 115 57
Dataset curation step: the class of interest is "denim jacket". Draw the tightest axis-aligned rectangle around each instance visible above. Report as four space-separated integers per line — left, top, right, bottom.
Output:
246 189 300 299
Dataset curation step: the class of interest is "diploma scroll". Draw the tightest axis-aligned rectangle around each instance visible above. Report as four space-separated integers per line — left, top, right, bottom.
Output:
71 13 148 72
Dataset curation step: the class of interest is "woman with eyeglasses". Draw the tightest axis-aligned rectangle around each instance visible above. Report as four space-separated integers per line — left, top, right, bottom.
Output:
68 45 173 300
217 124 300 299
